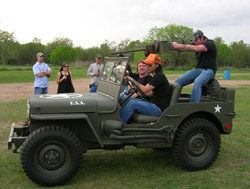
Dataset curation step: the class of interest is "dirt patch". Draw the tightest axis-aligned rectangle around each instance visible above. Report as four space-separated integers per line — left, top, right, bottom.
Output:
0 78 90 102
0 78 250 102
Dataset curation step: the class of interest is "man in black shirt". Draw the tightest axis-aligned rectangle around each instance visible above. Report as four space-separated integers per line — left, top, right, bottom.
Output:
130 62 152 85
120 54 171 123
120 61 152 101
129 61 152 98
171 30 217 103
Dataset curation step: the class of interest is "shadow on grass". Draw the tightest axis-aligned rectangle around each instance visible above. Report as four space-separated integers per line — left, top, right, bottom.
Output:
71 147 178 187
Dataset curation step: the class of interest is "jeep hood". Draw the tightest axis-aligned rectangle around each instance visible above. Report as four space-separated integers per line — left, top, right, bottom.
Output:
29 93 117 114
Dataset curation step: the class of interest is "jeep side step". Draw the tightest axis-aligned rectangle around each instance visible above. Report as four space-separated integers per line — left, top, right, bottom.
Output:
109 134 168 140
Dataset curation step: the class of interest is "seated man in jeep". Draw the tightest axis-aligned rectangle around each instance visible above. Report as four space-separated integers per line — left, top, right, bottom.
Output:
120 60 152 102
120 54 171 123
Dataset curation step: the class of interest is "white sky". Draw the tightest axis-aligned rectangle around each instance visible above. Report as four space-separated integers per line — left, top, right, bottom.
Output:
0 0 250 48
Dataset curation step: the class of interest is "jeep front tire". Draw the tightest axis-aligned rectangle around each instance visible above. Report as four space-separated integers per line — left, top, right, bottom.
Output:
20 126 82 186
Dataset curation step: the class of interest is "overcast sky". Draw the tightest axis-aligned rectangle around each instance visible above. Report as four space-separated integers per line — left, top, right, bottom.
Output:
0 0 249 48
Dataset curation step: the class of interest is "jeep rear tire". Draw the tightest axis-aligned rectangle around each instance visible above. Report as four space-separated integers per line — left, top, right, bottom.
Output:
20 126 82 187
173 118 221 171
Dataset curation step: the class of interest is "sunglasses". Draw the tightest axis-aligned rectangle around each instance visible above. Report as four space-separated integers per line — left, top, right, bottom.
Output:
147 63 155 67
64 66 69 67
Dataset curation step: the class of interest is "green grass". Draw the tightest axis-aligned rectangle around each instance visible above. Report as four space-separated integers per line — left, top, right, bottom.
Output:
0 85 250 188
1 66 249 83
0 67 88 83
0 65 32 71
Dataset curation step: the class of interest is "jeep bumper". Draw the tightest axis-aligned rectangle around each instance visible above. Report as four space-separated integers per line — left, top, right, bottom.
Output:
8 123 29 153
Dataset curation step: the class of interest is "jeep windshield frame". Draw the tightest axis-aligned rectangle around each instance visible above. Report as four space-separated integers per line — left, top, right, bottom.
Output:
100 58 127 85
97 57 129 99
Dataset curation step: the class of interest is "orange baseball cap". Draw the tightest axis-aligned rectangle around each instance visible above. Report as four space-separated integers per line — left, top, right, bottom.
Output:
142 54 161 64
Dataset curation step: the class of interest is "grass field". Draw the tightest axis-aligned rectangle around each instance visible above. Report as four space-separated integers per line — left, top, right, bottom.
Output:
0 80 249 188
0 67 88 83
1 65 250 83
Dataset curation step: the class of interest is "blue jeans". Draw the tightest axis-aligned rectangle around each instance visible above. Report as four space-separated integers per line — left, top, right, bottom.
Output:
119 85 129 102
120 98 162 123
34 87 48 94
175 68 215 103
90 84 98 93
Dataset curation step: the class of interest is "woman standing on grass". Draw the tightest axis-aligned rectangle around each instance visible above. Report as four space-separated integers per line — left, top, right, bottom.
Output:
56 62 75 93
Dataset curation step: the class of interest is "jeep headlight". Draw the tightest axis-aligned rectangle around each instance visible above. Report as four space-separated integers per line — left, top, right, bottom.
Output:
27 99 30 116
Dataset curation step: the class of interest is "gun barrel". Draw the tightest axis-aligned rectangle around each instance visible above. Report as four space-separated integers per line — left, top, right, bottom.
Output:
111 41 173 56
111 48 145 55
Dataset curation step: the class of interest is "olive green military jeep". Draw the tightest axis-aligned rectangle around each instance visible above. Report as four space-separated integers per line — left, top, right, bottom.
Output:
8 56 236 187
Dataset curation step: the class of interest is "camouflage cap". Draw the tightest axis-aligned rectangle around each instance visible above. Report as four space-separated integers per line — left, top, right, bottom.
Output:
37 52 44 57
192 30 204 42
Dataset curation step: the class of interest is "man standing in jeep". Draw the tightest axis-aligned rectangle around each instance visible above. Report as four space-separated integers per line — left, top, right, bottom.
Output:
171 30 217 103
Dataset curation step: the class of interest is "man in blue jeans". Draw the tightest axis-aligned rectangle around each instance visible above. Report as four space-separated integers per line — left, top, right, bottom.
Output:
171 30 217 103
32 52 52 94
120 54 171 123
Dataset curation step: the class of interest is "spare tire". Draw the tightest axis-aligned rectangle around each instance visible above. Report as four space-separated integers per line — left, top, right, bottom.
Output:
202 78 220 98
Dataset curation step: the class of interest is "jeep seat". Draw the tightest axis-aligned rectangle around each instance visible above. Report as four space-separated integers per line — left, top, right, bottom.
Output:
131 83 181 124
168 83 181 106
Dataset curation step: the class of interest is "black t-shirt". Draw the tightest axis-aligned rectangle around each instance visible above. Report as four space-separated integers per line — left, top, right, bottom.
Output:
130 73 152 100
130 73 152 85
148 72 171 111
194 39 217 72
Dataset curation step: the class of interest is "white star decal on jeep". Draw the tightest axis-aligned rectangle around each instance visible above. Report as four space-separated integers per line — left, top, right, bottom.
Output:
40 93 83 99
214 104 222 113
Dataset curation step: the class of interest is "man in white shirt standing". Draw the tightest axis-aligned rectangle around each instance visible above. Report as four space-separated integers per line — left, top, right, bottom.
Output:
87 54 104 92
32 52 52 94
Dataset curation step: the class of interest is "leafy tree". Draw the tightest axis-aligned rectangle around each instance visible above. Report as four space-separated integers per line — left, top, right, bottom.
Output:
144 24 193 44
7 42 22 65
99 42 111 57
230 40 250 68
102 40 117 52
50 46 77 65
74 46 88 61
117 38 131 51
45 37 73 62
74 42 111 62
144 24 194 68
19 42 45 65
214 37 225 44
0 30 18 65
125 40 143 50
84 46 100 61
215 41 232 67
32 37 42 44
125 40 145 65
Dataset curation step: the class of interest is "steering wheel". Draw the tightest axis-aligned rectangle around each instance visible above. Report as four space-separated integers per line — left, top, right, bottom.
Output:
126 76 148 101
119 76 148 106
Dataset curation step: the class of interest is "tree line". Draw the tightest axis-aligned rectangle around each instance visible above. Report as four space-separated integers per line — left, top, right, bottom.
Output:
1 24 250 68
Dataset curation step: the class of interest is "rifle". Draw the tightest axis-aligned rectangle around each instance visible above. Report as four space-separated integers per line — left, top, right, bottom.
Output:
111 41 173 57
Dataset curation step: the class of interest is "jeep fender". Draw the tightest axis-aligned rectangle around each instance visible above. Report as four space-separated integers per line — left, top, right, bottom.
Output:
30 113 104 147
163 102 235 134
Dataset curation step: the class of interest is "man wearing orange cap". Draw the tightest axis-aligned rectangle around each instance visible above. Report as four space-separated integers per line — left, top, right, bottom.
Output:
120 54 171 123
